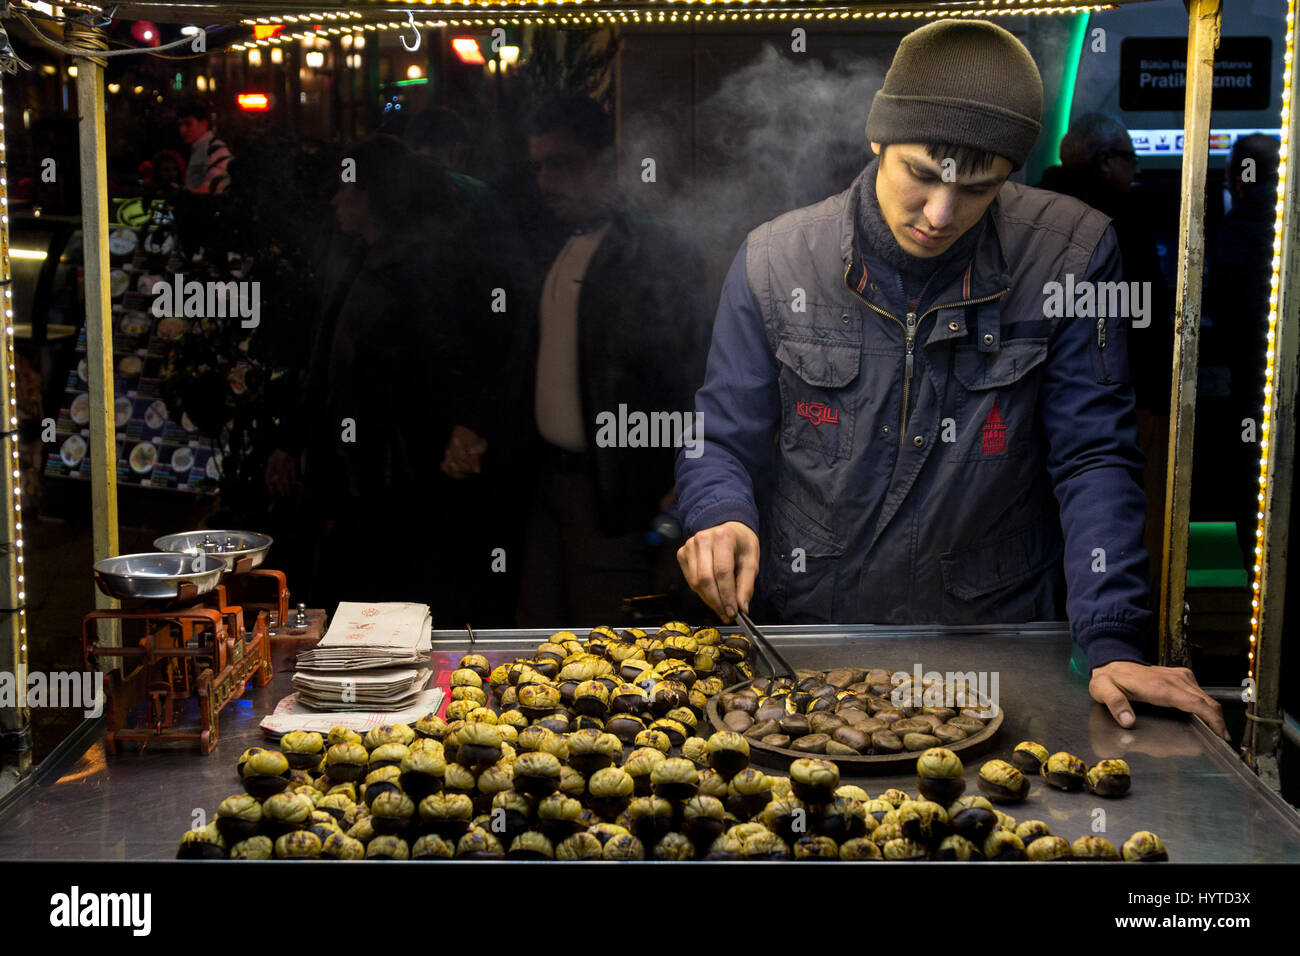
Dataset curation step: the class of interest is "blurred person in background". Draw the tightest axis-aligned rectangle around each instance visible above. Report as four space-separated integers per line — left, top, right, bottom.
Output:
140 148 187 191
266 135 473 610
442 94 712 625
178 99 234 195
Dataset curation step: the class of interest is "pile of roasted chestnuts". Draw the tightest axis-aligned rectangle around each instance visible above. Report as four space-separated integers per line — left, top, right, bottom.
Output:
716 667 997 757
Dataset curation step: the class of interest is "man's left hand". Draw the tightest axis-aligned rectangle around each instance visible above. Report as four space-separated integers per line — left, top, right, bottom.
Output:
1089 660 1229 742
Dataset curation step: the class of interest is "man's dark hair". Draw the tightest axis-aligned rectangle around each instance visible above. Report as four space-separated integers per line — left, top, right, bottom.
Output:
524 95 614 157
405 107 469 154
1229 133 1280 193
882 142 1002 176
177 99 211 124
348 134 417 226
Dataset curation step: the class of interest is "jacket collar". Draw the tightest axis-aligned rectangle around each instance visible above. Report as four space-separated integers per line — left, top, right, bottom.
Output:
839 162 1013 308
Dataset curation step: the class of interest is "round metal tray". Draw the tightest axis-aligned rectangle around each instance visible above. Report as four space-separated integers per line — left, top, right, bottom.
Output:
153 529 273 572
93 552 230 601
706 678 1003 775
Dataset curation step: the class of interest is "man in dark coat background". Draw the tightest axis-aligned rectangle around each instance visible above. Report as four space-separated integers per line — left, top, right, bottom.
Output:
442 95 712 625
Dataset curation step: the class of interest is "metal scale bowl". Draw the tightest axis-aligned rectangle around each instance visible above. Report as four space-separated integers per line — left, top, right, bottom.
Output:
153 530 274 575
93 551 230 602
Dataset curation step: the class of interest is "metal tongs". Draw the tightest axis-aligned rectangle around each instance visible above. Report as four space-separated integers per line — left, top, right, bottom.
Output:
735 608 796 680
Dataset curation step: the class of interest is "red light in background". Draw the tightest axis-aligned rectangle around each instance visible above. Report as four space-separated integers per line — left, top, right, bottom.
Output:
236 93 271 112
130 21 160 46
451 37 485 64
253 25 284 41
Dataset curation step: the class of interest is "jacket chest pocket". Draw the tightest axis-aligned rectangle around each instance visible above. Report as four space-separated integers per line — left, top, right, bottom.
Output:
775 333 860 461
948 330 1049 463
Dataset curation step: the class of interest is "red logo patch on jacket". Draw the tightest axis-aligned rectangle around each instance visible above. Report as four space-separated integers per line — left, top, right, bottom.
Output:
796 401 840 427
981 401 1007 456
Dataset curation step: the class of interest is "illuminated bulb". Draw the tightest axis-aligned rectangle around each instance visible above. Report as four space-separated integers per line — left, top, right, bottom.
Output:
407 64 423 79
271 47 284 64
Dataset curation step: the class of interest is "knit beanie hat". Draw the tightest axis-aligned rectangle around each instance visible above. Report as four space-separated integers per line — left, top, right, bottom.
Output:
865 20 1043 169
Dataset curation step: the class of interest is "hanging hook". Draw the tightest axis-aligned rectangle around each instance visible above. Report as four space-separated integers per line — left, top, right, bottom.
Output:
400 11 421 53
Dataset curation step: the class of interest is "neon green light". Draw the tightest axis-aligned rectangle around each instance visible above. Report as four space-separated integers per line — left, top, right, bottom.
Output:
1054 12 1091 164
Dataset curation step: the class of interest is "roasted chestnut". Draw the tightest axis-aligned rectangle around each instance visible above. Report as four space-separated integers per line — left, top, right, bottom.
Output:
215 794 262 845
595 832 644 861
916 747 966 805
242 749 292 798
793 835 839 860
790 733 830 754
839 837 883 860
633 729 672 754
977 759 1031 803
369 789 416 836
870 730 903 755
820 796 869 843
410 833 455 860
789 758 839 804
177 823 227 860
261 791 313 841
556 832 605 860
367 742 411 772
947 795 997 842
275 830 323 860
512 752 562 798
1071 836 1120 860
566 729 621 776
627 796 676 844
606 714 646 744
1041 751 1088 791
455 826 504 860
1014 819 1053 844
933 834 977 861
1122 831 1169 862
1087 758 1132 797
587 767 635 819
705 731 750 779
676 796 723 853
880 838 928 861
650 757 700 803
279 731 325 772
226 833 277 861
1026 835 1073 861
680 736 709 768
982 827 1027 861
1010 740 1049 774
726 768 774 819
933 723 968 745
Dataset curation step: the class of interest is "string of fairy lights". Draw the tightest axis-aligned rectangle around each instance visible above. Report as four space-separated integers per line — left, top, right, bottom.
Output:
0 73 28 692
1249 0 1295 690
229 3 1114 42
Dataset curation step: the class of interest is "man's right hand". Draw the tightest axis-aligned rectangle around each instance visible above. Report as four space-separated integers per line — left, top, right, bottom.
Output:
677 521 760 622
441 425 487 478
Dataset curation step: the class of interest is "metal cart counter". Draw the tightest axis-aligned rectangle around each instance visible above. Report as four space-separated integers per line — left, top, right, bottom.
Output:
0 624 1296 861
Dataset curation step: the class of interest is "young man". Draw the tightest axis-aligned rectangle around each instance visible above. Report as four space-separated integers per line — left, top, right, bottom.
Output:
177 100 233 195
675 21 1226 738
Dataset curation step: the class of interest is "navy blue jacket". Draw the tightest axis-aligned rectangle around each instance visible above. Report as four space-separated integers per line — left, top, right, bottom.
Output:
676 165 1154 671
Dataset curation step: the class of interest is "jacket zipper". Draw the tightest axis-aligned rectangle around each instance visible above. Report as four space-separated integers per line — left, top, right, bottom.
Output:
843 262 1009 449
